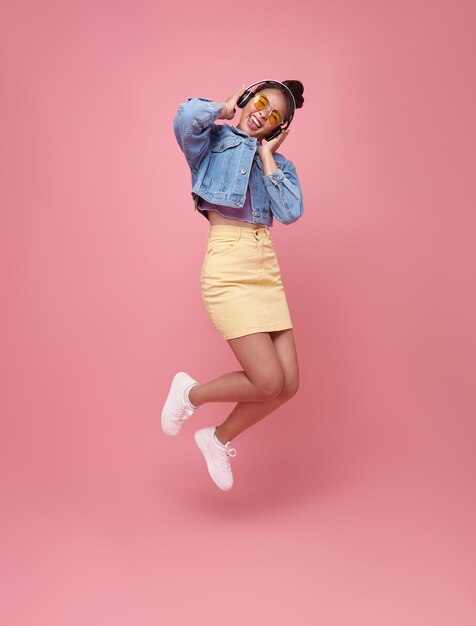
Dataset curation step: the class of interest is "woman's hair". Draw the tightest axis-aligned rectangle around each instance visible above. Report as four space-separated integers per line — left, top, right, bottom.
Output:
254 79 305 122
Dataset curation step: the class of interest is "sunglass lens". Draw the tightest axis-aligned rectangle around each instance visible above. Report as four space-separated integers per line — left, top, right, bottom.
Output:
254 94 269 110
269 111 283 126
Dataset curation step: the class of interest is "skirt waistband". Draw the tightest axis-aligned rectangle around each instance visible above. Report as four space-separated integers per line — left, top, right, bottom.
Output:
208 224 271 241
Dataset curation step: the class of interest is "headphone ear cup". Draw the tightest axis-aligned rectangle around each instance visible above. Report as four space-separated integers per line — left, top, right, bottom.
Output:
266 127 282 141
237 91 252 108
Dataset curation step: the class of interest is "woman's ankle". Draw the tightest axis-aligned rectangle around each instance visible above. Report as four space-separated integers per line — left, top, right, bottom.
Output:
214 426 233 445
188 384 200 407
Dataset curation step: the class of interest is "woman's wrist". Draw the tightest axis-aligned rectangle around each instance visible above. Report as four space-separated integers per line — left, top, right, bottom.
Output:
258 147 279 175
220 102 233 120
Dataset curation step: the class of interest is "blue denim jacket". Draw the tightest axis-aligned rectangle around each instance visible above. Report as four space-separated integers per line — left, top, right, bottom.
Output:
173 98 304 226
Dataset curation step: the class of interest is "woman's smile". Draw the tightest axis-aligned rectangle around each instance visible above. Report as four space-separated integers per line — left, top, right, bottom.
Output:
247 114 262 130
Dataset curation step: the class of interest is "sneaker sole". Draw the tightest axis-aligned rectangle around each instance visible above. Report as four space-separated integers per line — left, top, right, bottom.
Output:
194 430 233 491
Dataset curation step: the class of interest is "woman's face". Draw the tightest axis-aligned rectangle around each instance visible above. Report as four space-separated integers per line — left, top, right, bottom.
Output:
236 88 289 142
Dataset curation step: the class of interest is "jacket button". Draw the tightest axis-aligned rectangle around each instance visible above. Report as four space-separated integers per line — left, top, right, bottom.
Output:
241 168 247 174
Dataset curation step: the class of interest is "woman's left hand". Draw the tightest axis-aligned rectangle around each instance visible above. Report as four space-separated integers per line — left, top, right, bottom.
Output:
258 129 290 156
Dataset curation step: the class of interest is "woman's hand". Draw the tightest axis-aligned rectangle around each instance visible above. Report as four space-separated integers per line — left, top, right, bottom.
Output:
221 84 248 120
258 129 290 156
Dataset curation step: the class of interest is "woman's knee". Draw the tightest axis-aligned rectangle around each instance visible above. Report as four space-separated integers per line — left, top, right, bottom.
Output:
280 376 300 400
255 372 285 401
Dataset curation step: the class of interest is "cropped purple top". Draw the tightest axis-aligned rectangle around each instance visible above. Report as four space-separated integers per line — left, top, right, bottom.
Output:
196 186 272 228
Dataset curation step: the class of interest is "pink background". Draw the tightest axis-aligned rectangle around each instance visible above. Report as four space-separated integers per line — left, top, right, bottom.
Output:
1 1 475 624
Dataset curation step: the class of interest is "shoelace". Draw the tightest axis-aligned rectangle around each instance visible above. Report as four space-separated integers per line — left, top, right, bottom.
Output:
219 442 237 470
174 404 194 426
225 442 237 457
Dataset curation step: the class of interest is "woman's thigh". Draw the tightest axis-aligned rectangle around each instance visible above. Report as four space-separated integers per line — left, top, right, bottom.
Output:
226 332 284 398
226 329 299 398
269 329 299 397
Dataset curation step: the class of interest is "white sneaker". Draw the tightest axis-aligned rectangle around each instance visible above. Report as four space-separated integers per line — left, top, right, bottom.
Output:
161 371 199 436
194 426 237 491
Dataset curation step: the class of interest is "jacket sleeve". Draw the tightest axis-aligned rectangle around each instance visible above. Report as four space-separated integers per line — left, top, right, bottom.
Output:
262 159 304 225
173 98 224 172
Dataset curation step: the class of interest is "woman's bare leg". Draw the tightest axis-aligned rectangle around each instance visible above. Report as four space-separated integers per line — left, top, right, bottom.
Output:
189 371 271 405
188 331 285 406
215 329 299 443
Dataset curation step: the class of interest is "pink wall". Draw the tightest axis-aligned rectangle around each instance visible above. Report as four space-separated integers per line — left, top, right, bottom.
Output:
1 1 475 624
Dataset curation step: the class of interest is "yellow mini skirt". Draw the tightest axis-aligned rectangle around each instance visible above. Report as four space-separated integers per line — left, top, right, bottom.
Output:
200 224 294 340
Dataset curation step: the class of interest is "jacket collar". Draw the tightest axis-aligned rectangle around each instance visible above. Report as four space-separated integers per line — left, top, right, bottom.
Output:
227 124 262 146
218 124 285 170
225 125 264 169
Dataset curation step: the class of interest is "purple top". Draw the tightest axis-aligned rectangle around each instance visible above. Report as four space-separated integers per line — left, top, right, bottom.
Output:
196 186 271 228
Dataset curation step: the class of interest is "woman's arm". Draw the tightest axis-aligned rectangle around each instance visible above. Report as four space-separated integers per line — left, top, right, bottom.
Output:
173 98 225 171
261 156 304 225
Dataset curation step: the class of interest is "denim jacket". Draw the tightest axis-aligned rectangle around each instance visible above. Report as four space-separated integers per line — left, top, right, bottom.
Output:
173 98 304 226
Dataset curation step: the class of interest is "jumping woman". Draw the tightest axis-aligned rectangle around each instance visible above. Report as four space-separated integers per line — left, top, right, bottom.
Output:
162 79 305 490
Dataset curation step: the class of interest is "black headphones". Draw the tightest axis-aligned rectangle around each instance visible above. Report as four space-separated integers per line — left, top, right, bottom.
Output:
236 79 296 141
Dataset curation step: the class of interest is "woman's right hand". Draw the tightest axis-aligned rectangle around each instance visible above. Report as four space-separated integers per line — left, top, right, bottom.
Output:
222 84 248 120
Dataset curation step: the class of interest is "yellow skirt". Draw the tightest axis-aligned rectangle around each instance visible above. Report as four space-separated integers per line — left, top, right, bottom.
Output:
200 224 294 340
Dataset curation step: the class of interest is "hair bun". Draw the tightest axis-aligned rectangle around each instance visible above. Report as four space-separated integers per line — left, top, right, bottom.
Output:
282 80 304 109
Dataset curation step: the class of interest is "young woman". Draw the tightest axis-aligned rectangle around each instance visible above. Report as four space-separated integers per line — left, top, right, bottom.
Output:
162 79 305 491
